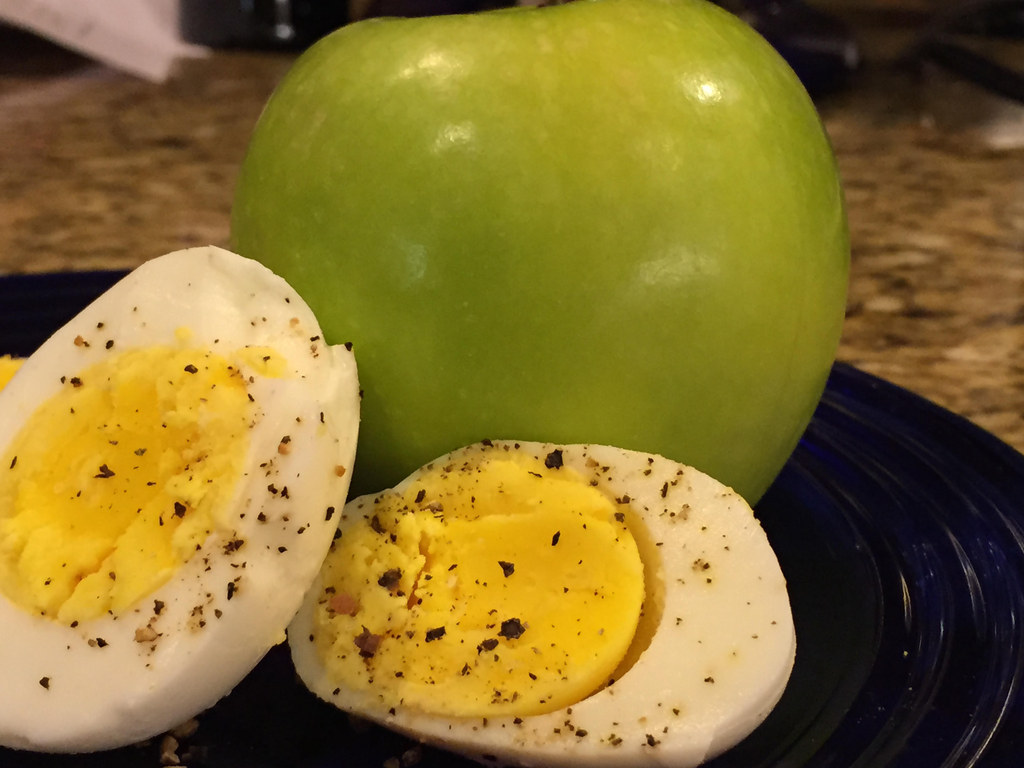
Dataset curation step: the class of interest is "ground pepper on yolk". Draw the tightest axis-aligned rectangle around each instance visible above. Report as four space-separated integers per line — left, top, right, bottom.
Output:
312 447 645 718
0 346 252 625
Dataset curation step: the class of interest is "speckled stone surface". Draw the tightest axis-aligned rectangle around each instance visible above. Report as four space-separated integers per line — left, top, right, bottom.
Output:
1 17 1022 455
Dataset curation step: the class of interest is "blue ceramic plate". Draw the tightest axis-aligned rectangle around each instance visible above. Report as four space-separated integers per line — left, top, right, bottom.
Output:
1 271 1023 767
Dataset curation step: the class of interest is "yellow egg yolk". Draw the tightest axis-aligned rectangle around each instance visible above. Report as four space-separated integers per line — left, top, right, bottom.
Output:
0 356 21 390
312 449 645 718
0 345 254 625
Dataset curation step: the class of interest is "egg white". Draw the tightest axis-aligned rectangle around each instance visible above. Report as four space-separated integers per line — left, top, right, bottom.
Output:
290 440 795 768
0 246 360 753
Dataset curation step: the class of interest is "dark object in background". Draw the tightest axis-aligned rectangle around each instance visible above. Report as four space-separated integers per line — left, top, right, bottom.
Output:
349 0 502 19
178 0 860 96
176 0 504 47
178 0 348 49
717 0 860 97
912 0 1024 104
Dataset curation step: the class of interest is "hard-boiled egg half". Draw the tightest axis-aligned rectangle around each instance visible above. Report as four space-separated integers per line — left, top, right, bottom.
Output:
290 440 795 767
0 246 359 752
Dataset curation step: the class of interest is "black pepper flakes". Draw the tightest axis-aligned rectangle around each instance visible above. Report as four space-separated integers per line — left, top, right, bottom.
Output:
325 506 336 521
173 502 187 518
477 638 499 654
544 449 564 469
551 531 561 546
424 626 446 642
94 464 115 479
39 677 50 689
377 568 402 590
498 618 525 640
498 561 515 578
354 627 382 658
183 364 199 374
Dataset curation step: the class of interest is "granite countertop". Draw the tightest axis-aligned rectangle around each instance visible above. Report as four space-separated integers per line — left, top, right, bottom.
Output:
1 13 1022 457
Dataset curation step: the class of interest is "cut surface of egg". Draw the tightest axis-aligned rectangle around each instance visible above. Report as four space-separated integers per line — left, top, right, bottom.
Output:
290 440 795 768
0 246 359 753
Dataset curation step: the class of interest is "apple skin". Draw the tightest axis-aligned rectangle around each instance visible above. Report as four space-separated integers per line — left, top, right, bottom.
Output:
231 0 849 503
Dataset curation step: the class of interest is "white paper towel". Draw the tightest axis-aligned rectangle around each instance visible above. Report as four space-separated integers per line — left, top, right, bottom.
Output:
0 0 206 82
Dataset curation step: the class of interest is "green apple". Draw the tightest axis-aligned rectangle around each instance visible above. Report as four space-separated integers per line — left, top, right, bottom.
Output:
231 0 848 503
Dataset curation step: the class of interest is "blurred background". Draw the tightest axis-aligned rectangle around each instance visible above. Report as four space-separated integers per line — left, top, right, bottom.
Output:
175 0 1021 103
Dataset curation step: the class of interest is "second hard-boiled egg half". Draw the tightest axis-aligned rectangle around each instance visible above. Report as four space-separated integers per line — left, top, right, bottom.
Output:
0 246 359 753
290 440 795 767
